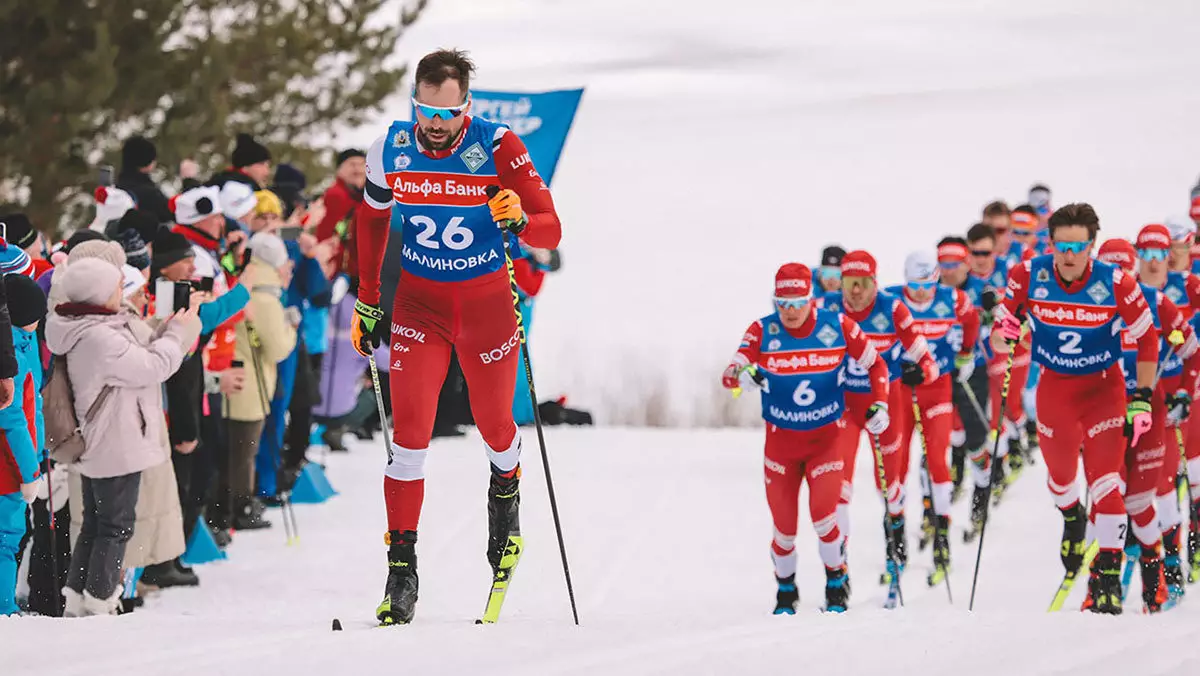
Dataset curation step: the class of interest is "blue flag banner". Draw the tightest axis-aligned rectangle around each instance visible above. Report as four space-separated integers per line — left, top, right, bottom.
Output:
468 88 584 186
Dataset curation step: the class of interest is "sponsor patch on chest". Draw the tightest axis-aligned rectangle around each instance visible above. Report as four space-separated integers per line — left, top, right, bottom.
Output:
460 142 488 173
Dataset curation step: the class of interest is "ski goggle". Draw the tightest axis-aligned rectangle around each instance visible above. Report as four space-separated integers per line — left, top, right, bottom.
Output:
1053 240 1091 255
774 296 811 309
906 280 937 291
970 249 994 258
412 96 470 120
1012 228 1034 237
939 261 964 271
1138 248 1169 262
817 266 842 281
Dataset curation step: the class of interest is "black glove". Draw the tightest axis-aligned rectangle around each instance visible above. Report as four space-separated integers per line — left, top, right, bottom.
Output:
1166 390 1192 426
980 288 999 312
900 361 925 386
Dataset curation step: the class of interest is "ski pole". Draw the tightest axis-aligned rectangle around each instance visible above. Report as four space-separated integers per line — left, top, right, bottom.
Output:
911 389 952 604
249 323 297 546
366 354 393 464
45 459 60 617
870 432 904 607
490 185 579 625
969 333 1019 610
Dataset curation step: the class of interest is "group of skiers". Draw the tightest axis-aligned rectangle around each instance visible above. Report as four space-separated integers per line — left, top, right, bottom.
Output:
725 183 1200 615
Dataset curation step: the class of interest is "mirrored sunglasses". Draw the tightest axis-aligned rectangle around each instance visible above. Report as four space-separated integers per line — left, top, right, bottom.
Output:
1053 240 1091 255
818 267 842 281
412 96 470 120
774 296 812 309
1138 248 1169 262
906 280 937 291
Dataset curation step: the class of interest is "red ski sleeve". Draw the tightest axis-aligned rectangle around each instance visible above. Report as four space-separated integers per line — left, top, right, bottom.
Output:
494 130 562 250
955 288 981 357
1160 294 1200 388
1114 269 1158 364
355 204 390 306
843 314 890 403
893 300 935 371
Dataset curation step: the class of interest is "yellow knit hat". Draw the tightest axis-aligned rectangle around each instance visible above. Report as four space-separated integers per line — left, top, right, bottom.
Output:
254 190 283 217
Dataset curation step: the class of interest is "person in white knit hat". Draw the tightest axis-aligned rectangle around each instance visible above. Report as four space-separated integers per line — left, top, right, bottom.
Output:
88 187 136 233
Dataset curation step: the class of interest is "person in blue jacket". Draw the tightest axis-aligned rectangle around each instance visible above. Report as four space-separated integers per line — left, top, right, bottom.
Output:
0 273 47 615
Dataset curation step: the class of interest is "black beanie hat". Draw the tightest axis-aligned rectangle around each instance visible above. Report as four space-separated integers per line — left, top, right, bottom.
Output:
0 213 38 250
110 208 163 246
5 273 47 328
151 230 195 271
232 133 271 169
63 229 107 254
336 148 366 167
117 229 151 271
121 136 158 171
820 245 847 267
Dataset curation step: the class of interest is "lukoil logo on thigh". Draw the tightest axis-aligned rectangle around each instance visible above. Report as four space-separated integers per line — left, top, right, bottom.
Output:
480 328 521 365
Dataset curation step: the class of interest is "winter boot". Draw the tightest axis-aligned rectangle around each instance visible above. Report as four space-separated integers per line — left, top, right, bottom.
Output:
487 465 522 573
62 587 84 618
824 565 850 613
1163 525 1186 599
377 530 419 626
1082 550 1123 615
233 497 272 531
81 586 123 616
1060 503 1088 575
773 574 798 615
140 560 200 588
322 426 348 452
1139 549 1168 613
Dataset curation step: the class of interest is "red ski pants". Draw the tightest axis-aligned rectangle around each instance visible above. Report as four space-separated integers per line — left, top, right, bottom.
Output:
382 269 523 534
1035 365 1128 551
765 422 846 574
838 385 905 516
1125 383 1167 547
894 375 955 516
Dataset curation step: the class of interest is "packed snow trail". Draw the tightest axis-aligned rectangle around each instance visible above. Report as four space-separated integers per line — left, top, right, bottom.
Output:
6 429 1200 675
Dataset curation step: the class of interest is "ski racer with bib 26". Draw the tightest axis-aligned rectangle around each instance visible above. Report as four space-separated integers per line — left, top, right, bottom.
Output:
819 250 937 577
722 263 891 614
993 203 1158 615
352 49 562 626
887 251 979 584
1097 235 1200 611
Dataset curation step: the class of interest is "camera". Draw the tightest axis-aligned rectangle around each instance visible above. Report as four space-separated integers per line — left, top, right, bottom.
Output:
154 278 193 318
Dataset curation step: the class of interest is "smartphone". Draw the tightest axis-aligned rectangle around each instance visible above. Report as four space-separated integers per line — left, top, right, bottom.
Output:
154 279 174 318
279 225 303 241
173 282 191 313
231 360 245 369
194 277 214 293
98 164 114 188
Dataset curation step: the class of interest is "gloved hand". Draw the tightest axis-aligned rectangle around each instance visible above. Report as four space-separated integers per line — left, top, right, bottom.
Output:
901 360 938 386
36 460 70 512
721 363 767 394
996 312 1022 342
1126 388 1153 445
865 401 890 435
954 353 975 383
487 188 528 235
1166 389 1192 427
352 299 386 358
20 476 43 504
980 288 999 312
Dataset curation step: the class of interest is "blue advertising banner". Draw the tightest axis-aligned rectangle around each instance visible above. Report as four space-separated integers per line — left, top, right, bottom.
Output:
467 88 584 186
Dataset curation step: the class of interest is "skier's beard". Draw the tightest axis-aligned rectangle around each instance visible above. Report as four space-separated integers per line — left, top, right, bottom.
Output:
418 123 464 151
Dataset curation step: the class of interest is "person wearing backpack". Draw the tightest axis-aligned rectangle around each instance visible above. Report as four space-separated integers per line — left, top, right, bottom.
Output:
45 258 201 616
0 273 47 615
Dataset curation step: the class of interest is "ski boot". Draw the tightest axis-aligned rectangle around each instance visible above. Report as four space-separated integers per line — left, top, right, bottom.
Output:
963 484 988 543
1024 417 1040 454
1060 503 1088 575
377 530 419 626
918 495 935 551
928 515 950 587
990 452 1009 506
479 465 524 623
1190 501 1200 584
888 513 908 572
824 565 850 613
1163 525 1186 600
1139 548 1168 614
950 445 966 504
774 574 798 615
1081 549 1123 615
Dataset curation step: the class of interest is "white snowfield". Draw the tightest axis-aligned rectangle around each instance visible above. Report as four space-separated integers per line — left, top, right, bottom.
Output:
8 0 1200 673
7 429 1200 675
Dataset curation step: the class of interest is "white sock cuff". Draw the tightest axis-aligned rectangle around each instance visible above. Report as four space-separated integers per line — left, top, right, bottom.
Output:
487 431 522 473
772 548 798 579
385 443 428 482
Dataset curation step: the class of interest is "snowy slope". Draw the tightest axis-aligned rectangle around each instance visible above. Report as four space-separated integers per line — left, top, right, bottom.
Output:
340 0 1200 423
6 430 1200 675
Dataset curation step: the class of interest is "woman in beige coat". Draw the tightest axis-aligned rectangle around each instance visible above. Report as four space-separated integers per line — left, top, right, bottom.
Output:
216 232 297 531
45 259 201 616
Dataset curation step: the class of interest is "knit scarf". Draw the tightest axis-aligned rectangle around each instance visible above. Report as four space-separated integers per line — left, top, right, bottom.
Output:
173 224 221 252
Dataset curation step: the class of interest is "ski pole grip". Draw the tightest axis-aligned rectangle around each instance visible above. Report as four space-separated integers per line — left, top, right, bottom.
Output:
486 185 501 199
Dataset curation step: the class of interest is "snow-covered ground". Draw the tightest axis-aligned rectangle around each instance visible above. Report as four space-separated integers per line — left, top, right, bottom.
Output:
6 429 1200 675
344 0 1200 424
